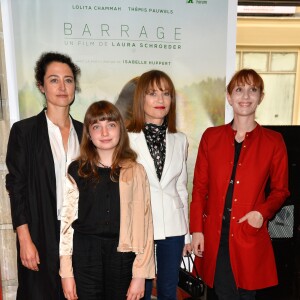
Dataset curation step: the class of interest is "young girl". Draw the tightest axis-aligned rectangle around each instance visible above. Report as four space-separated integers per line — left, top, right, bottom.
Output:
59 100 155 300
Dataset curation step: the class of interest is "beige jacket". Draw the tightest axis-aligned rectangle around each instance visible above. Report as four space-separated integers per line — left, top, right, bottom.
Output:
59 160 155 279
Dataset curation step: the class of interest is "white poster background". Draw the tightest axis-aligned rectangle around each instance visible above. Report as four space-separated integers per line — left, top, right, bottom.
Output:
2 0 237 191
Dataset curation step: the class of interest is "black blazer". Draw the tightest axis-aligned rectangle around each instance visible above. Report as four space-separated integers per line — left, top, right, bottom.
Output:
6 110 82 299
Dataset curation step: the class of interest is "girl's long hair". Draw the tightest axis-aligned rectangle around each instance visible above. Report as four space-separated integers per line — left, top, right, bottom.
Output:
127 70 177 133
78 100 137 182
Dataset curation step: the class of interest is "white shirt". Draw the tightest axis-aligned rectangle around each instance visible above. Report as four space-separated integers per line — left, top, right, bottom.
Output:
46 112 80 220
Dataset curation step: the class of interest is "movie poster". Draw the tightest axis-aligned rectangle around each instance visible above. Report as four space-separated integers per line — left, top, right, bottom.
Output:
7 0 236 190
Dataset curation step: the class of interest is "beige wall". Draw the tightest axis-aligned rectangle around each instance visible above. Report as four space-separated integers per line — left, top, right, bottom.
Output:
237 16 300 124
0 6 18 300
237 17 300 47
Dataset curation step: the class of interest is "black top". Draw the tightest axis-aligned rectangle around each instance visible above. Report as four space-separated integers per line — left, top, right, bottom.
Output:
143 121 167 181
68 161 120 238
223 140 243 223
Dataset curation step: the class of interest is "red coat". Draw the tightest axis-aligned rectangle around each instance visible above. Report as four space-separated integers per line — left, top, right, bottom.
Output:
190 123 290 290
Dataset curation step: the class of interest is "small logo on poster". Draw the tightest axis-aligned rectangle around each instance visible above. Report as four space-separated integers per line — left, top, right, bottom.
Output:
186 0 208 4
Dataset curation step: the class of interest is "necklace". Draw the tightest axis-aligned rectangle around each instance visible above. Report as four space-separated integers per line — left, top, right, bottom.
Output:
98 161 111 168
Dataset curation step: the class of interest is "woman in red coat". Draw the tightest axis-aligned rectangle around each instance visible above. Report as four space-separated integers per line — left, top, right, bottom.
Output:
190 69 290 300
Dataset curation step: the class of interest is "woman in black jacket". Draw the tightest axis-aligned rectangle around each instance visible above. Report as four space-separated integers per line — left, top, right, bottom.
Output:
6 52 83 300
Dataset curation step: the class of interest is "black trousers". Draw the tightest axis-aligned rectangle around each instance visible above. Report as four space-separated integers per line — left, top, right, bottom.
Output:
214 219 256 300
73 231 135 300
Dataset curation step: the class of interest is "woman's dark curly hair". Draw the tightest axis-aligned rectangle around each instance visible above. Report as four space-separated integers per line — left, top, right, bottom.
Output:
34 52 81 92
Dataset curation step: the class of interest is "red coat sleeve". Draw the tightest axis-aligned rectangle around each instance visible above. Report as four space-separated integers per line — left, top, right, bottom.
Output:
255 133 290 220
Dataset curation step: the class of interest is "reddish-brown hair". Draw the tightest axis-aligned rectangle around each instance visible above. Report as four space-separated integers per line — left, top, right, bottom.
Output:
227 69 264 95
127 70 177 133
78 100 137 181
